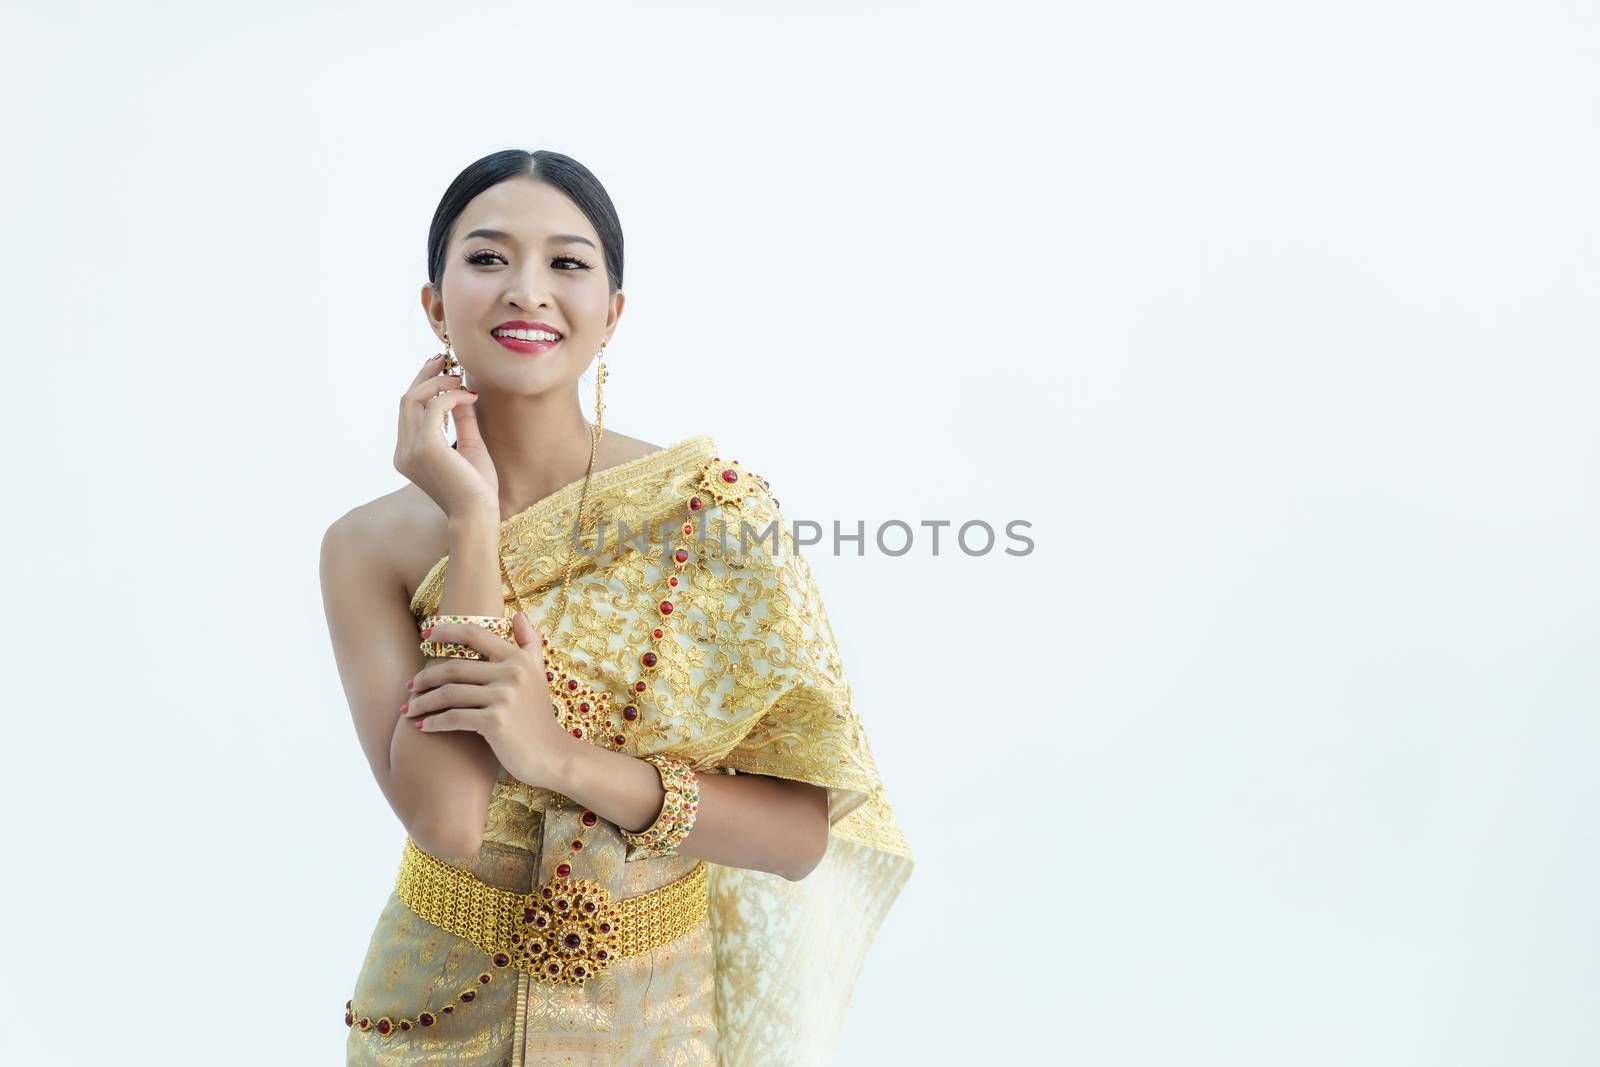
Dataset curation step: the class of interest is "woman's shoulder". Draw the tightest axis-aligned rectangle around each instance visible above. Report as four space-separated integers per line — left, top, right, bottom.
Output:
596 430 669 468
324 484 450 606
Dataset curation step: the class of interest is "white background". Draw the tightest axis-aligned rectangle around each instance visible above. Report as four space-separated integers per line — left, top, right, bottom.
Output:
3 2 1596 1064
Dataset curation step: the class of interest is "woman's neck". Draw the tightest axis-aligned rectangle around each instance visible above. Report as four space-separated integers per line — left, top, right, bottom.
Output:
473 388 599 521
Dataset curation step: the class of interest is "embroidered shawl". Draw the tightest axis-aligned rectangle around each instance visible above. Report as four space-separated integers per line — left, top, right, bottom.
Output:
407 433 914 1065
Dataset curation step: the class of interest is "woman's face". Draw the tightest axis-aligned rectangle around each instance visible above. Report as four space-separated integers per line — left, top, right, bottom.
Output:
425 177 622 397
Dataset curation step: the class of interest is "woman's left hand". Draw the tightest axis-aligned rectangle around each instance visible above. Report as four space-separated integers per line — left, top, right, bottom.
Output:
403 611 575 789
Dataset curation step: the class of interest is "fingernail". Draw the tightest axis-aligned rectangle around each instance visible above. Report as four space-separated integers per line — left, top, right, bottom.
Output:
400 703 409 714
415 718 425 730
422 627 433 637
466 389 478 395
429 352 443 361
406 679 414 690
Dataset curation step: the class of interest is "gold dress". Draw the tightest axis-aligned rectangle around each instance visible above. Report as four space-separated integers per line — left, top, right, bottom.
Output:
345 434 914 1066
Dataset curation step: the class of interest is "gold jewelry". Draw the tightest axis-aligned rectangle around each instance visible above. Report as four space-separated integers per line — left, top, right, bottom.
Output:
620 754 701 855
345 843 710 1032
497 341 607 636
495 343 634 756
438 329 461 440
417 613 514 659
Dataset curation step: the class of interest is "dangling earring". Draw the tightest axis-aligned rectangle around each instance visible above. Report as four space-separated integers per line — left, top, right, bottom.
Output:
591 342 608 440
439 329 460 439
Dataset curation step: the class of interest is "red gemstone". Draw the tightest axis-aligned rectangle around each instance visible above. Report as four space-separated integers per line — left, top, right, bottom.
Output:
566 679 578 691
652 628 663 638
400 1019 413 1031
359 1017 371 1030
722 468 738 483
525 907 537 921
571 728 584 738
612 735 626 746
578 701 590 713
683 523 692 534
344 1012 354 1027
641 652 657 667
441 1006 453 1014
674 549 687 563
565 932 583 948
574 965 587 978
478 973 491 984
493 952 510 967
460 990 475 1002
419 1012 436 1026
581 811 598 826
571 838 584 851
546 670 554 681
583 900 596 913
623 705 638 721
556 861 572 878
634 681 646 693
598 921 612 933
689 497 703 509
377 1019 392 1035
542 887 554 899
659 601 673 615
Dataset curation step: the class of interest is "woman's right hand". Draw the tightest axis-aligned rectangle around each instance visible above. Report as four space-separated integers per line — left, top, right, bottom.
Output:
394 353 498 521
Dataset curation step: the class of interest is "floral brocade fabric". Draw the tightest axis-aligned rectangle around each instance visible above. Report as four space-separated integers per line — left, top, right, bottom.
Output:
345 434 914 1067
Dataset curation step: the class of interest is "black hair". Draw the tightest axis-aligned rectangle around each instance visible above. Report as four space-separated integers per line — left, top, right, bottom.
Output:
426 149 624 295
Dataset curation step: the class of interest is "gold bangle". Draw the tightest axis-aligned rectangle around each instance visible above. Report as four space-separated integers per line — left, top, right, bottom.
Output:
621 755 701 855
418 613 515 659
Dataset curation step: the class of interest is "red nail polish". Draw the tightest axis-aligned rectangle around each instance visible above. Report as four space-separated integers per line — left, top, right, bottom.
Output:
415 718 425 730
406 679 414 690
421 627 433 638
400 703 409 714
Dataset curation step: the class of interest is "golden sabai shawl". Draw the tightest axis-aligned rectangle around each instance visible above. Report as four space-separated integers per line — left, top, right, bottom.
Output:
407 433 914 1066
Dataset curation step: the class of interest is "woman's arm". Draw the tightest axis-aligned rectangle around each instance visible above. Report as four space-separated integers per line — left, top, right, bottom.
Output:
553 743 832 882
320 507 502 863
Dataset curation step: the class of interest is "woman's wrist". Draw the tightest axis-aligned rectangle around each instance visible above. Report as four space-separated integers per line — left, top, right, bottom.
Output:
447 509 501 540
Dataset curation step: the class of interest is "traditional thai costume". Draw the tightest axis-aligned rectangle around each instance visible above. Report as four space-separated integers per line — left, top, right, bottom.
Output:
344 434 913 1066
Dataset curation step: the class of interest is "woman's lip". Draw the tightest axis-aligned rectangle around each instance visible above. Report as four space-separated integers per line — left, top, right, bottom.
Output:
493 334 562 355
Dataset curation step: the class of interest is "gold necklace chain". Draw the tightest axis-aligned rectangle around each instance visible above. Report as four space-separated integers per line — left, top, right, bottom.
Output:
498 361 607 634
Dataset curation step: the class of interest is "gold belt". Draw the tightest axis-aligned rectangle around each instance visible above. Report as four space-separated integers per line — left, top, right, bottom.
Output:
394 837 708 988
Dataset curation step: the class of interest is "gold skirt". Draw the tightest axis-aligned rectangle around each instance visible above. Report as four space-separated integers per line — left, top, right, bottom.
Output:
346 784 718 1066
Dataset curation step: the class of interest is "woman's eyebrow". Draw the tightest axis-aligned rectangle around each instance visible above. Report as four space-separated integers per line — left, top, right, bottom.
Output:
461 227 597 250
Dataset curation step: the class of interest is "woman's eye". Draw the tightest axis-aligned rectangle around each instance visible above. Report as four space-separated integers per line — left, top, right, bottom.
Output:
465 251 594 271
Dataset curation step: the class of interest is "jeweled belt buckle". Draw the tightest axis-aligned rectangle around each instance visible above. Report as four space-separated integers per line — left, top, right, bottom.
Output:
504 874 623 987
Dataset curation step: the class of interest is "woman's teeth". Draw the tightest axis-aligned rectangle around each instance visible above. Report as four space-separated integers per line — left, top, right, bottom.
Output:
492 329 561 342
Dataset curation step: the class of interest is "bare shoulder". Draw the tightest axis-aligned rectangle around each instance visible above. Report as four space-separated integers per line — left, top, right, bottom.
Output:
322 484 450 607
596 430 666 469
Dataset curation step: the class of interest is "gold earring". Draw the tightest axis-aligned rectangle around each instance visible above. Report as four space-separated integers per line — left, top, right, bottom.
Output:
440 330 460 440
592 342 608 437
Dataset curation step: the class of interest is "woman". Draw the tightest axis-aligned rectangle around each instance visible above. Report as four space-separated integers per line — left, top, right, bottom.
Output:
320 148 913 1066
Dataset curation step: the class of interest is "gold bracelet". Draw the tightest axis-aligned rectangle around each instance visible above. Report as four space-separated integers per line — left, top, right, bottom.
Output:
418 613 515 659
620 755 701 855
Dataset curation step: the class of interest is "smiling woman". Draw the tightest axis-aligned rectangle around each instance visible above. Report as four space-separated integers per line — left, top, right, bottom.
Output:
319 148 913 1067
